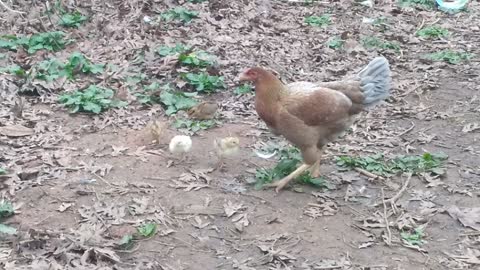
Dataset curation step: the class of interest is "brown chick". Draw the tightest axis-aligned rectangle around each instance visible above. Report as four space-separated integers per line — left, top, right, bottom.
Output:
238 57 391 192
187 101 218 120
147 120 167 143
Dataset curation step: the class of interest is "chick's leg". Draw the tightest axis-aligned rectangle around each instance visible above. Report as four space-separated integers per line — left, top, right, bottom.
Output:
266 164 312 193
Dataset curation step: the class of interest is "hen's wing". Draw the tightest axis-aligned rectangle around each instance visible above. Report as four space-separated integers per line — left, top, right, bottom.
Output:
282 87 353 127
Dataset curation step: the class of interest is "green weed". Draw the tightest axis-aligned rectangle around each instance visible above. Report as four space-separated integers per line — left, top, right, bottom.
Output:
59 11 88 28
58 85 127 114
305 14 331 27
35 52 104 81
161 7 199 23
156 43 191 57
159 89 198 115
336 152 448 176
137 223 157 237
327 37 344 49
0 32 69 54
416 26 449 39
362 36 401 52
401 227 425 246
173 118 217 134
179 51 216 67
425 50 473 64
183 72 225 93
234 84 253 95
0 168 5 175
0 65 26 77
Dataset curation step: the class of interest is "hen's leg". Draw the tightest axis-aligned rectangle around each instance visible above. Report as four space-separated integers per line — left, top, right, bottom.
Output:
265 164 312 193
308 160 320 178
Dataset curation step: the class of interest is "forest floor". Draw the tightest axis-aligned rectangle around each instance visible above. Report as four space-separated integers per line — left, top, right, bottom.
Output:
0 0 479 269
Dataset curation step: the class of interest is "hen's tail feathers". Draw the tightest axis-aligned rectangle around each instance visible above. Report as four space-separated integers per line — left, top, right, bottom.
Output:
358 56 392 107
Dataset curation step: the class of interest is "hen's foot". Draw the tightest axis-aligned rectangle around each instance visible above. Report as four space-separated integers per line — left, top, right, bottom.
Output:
265 164 311 193
307 160 321 178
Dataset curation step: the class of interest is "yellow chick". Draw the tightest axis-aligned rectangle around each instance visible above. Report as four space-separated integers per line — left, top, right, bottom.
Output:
169 135 192 161
214 136 240 170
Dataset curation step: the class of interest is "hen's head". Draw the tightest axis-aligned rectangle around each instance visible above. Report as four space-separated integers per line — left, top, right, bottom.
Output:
238 67 272 83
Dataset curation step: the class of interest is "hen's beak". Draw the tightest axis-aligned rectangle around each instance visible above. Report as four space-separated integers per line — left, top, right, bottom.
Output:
237 71 249 82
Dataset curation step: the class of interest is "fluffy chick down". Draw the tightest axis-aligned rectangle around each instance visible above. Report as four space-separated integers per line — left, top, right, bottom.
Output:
169 135 192 155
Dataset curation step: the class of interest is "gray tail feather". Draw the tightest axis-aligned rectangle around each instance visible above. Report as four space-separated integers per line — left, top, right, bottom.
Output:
358 56 392 107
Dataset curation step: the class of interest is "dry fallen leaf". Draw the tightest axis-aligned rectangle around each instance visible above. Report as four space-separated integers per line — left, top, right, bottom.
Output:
447 206 480 231
0 125 34 137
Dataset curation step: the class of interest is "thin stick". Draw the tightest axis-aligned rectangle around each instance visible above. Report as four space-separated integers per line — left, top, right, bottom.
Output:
92 172 113 187
355 167 383 180
0 0 25 14
386 174 412 205
381 188 392 246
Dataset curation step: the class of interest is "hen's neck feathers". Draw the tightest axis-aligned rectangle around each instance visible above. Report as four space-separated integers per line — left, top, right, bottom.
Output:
254 70 287 127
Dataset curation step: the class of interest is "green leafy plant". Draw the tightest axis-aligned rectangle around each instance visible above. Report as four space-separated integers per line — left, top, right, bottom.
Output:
156 43 191 57
327 37 344 49
362 36 401 53
416 26 449 39
117 234 134 250
173 118 217 134
179 51 216 67
183 72 225 93
0 65 26 77
425 50 473 64
372 17 389 32
401 227 425 246
0 168 5 175
254 146 327 189
58 85 127 114
0 201 14 219
336 152 448 176
234 84 253 95
35 52 104 81
137 223 157 237
59 11 88 28
135 82 162 105
398 0 435 9
64 52 104 78
305 14 331 27
161 7 199 23
159 90 198 115
0 32 69 54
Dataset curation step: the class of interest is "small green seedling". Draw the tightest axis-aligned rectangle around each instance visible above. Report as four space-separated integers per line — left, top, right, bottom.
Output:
118 234 134 250
59 11 88 28
161 7 199 23
173 118 217 134
156 43 191 57
425 50 473 64
179 51 216 67
0 32 69 54
336 152 448 176
137 223 157 237
64 52 104 78
305 14 331 27
35 58 66 81
327 37 344 50
135 82 163 105
0 168 5 175
401 227 425 246
0 201 14 219
398 0 435 9
234 84 253 95
362 36 401 53
183 72 225 93
416 26 449 39
159 90 198 115
58 85 127 114
0 65 26 77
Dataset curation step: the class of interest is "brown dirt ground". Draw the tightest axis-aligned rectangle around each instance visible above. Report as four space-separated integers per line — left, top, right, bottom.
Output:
1 0 479 269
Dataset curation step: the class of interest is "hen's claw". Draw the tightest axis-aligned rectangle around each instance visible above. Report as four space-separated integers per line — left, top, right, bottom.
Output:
264 164 312 193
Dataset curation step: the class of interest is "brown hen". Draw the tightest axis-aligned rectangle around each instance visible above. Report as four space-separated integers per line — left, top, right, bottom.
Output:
239 57 392 192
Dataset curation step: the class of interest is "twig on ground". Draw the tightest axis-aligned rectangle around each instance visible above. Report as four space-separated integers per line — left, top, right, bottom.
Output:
355 167 384 180
381 188 392 246
93 172 113 187
0 0 25 14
